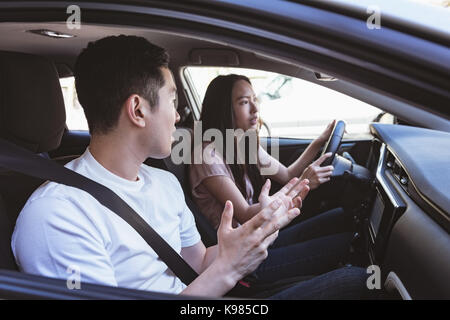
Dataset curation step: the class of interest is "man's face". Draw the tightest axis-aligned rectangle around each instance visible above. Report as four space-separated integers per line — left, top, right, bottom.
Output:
146 67 180 159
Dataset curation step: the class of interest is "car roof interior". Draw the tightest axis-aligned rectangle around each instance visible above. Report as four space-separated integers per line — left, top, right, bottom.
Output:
1 21 437 129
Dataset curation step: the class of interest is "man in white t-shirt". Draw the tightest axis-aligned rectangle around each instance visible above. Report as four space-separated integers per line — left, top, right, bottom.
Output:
12 147 200 293
12 35 369 299
11 35 309 297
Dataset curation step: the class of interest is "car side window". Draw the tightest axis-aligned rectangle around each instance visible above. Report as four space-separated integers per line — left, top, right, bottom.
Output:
183 67 392 139
59 76 89 131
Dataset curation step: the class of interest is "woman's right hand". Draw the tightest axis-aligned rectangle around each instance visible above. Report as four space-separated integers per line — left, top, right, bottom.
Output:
300 152 334 190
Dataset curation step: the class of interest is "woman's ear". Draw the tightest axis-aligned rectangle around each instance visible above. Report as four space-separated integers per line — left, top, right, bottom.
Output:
124 94 147 128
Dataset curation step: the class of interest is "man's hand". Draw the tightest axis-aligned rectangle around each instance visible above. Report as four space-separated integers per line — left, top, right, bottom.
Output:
300 152 334 190
215 198 301 283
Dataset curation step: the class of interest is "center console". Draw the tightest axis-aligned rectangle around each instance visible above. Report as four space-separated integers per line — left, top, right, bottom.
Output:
367 143 406 264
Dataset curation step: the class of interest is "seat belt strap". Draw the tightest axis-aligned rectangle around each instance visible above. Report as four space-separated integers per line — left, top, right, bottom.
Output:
0 138 198 285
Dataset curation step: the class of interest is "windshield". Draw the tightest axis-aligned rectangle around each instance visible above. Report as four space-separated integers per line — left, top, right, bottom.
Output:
407 0 448 8
320 0 449 36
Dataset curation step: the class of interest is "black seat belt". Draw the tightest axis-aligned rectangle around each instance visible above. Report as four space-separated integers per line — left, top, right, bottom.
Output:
0 138 198 286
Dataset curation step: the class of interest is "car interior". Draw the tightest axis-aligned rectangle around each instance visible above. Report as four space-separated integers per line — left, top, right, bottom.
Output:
0 10 449 300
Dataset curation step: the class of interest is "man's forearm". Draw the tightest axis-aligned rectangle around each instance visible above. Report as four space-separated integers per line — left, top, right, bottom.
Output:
181 259 238 297
200 244 219 273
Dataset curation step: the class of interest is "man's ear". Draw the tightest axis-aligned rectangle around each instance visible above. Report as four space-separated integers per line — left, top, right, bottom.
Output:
124 94 148 128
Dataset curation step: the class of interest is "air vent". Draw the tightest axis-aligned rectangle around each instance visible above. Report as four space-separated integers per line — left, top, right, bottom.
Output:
399 168 409 187
393 160 402 176
385 150 409 189
386 151 395 169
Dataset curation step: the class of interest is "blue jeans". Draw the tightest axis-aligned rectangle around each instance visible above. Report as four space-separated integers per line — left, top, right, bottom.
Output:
268 266 372 300
253 207 354 283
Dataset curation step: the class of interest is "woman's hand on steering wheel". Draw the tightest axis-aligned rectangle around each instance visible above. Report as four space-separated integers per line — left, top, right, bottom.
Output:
300 152 334 190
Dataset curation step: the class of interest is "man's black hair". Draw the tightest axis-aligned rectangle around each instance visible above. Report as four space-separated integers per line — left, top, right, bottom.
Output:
74 35 170 134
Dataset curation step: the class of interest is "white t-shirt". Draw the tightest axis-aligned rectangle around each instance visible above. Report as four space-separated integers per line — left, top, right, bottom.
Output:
11 148 201 294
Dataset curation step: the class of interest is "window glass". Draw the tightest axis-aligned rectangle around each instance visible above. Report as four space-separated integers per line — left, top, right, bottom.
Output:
184 67 391 139
59 77 89 131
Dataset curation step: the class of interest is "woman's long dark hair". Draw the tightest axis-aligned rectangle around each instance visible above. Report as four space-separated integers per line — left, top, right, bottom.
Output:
200 74 264 203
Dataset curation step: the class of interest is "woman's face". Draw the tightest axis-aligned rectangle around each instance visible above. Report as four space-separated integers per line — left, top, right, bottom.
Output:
231 79 259 131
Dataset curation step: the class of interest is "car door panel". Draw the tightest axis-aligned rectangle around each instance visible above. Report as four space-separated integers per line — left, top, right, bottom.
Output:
0 269 195 300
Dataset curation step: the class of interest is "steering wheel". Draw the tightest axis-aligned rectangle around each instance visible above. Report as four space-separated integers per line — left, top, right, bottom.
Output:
320 120 346 167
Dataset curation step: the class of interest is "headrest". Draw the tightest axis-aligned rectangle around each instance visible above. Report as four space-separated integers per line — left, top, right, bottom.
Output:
0 51 66 153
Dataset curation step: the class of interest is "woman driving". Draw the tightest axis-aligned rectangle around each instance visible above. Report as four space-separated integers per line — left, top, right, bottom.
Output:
189 74 357 283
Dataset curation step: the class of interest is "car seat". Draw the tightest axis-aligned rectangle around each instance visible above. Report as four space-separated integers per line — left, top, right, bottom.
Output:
0 51 67 270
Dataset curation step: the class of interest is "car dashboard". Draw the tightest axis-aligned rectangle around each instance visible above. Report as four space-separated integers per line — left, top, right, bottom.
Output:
364 123 450 299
